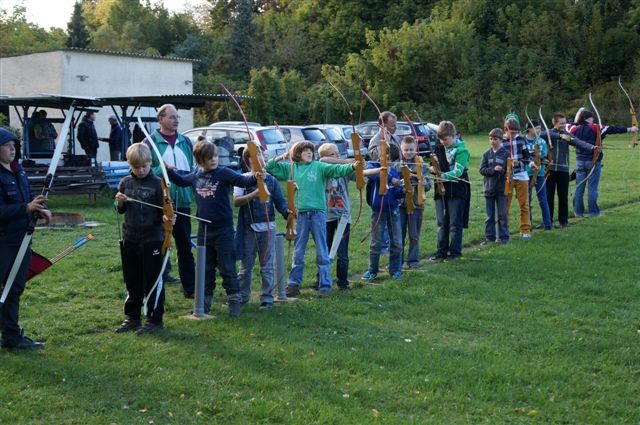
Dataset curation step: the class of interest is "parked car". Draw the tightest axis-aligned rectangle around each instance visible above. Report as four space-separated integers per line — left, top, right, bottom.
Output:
355 120 437 156
208 120 262 127
315 126 348 159
317 124 367 158
182 125 288 170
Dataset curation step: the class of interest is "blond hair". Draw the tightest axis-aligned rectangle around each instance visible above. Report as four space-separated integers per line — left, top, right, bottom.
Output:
127 143 152 167
318 143 338 158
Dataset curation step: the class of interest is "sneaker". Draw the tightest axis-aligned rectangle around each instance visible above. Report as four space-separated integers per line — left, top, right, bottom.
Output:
429 255 446 262
361 270 377 281
1 334 44 349
259 302 273 310
228 299 241 317
285 285 300 298
318 289 330 298
521 233 531 239
391 271 402 280
115 318 141 333
135 321 164 335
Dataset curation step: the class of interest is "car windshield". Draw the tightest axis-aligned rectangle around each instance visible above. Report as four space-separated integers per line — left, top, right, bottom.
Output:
320 128 343 142
257 129 285 145
301 129 325 142
395 124 413 136
356 124 379 137
342 127 353 139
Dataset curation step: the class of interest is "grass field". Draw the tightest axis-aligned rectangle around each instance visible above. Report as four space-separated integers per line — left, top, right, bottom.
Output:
1 134 639 424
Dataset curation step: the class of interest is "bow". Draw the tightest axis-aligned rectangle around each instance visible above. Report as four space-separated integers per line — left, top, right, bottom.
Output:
430 153 446 196
221 83 273 268
538 106 554 182
136 110 174 315
415 156 425 206
272 120 297 242
618 76 638 149
327 80 365 228
503 122 514 197
588 92 602 167
1 104 75 308
361 89 389 194
400 165 415 214
525 105 551 193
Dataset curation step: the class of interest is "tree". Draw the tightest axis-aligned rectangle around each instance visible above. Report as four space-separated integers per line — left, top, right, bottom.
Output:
66 1 90 48
228 0 256 78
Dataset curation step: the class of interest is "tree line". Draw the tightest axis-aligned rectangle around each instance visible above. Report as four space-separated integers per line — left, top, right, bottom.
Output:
1 0 639 132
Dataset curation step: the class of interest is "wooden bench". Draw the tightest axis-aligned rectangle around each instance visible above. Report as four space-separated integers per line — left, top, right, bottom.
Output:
24 166 107 203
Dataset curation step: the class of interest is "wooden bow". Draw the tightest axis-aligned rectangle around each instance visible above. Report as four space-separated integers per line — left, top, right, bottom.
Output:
538 106 554 182
1 105 75 308
400 165 415 213
430 153 446 196
361 89 389 194
503 122 514 197
524 105 549 189
274 120 297 242
618 76 638 149
531 144 541 189
327 80 365 228
415 156 425 205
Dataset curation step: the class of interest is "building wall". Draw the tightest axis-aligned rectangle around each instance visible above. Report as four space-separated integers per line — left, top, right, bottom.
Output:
0 50 195 162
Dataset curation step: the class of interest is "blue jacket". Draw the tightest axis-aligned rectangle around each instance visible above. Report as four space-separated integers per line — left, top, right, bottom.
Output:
365 161 404 211
0 162 34 245
568 123 628 162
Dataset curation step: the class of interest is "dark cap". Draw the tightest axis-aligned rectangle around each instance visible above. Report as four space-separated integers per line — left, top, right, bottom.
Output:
0 128 19 147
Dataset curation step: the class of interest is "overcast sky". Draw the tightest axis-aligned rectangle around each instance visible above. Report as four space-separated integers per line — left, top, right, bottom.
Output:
3 0 208 30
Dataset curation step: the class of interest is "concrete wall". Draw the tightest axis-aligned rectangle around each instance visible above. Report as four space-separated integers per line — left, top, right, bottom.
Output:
0 50 195 162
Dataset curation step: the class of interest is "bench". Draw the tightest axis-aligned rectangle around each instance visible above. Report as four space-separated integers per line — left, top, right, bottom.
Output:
101 162 131 191
24 166 107 203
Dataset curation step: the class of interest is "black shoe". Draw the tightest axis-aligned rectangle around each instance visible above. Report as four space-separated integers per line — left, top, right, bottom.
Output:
285 285 300 298
228 300 241 317
259 302 273 310
135 321 164 335
115 318 141 333
184 292 195 299
1 335 44 350
429 255 446 262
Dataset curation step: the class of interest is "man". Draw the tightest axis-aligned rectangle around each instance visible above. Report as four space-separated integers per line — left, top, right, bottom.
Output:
367 111 401 159
539 113 598 228
32 110 57 153
100 115 123 161
146 104 196 298
77 111 99 164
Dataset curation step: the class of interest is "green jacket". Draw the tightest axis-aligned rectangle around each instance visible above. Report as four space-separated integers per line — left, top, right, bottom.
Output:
148 130 194 209
266 159 354 212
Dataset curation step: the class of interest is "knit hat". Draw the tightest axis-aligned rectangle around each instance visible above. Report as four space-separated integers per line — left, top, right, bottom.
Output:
525 119 541 130
489 128 504 139
0 128 19 147
504 111 521 127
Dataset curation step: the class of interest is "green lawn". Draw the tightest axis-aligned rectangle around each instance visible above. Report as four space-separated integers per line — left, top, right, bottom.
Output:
1 134 639 424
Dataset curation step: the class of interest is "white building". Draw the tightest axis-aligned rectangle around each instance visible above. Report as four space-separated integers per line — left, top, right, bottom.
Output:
0 48 195 162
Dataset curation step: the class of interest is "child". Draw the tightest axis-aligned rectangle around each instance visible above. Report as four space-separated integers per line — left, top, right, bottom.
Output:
503 118 533 239
1 128 51 349
479 128 510 244
266 141 357 298
392 136 431 269
524 120 552 230
114 143 171 335
167 141 258 317
361 143 404 280
317 143 357 289
234 148 288 309
429 121 471 261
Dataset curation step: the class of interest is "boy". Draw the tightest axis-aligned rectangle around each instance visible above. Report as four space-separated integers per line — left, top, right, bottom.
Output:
317 143 357 289
392 136 431 268
167 141 259 317
503 118 533 239
114 143 171 335
362 144 404 280
524 120 552 230
429 121 471 261
479 128 510 244
1 129 51 349
234 148 288 309
266 141 357 298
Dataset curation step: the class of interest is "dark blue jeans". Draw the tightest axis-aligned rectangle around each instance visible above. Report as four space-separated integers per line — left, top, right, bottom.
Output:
0 244 31 344
198 225 241 302
400 207 423 266
484 194 509 243
435 197 465 258
326 219 350 287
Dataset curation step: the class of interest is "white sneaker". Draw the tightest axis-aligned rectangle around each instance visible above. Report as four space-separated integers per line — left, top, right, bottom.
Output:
521 233 531 239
